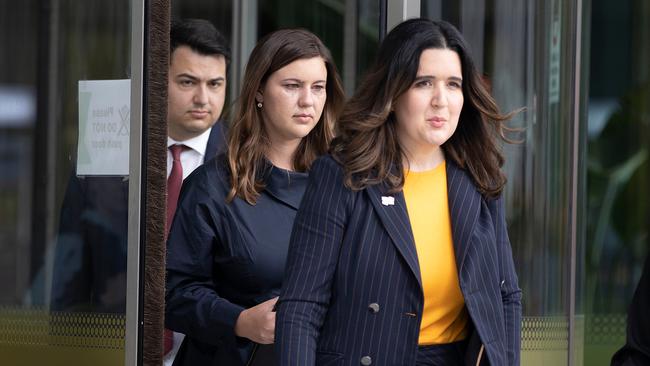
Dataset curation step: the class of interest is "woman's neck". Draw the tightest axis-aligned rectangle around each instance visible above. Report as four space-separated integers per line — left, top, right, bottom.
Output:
403 145 445 172
265 139 301 171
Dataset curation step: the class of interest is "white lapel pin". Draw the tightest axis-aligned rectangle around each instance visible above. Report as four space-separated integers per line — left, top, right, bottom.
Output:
381 196 395 206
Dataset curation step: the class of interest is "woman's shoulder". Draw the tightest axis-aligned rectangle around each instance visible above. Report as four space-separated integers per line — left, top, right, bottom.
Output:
309 154 361 203
181 153 230 197
311 153 345 175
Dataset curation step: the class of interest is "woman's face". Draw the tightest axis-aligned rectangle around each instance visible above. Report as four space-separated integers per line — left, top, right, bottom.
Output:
393 48 464 159
257 57 328 146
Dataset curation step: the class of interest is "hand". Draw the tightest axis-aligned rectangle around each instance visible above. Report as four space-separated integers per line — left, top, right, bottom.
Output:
234 297 278 344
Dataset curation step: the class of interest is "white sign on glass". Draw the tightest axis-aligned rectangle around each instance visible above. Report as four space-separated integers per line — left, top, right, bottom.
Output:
76 79 131 176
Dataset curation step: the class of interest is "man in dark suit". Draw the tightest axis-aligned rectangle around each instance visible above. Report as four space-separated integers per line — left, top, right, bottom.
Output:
51 19 229 318
160 19 230 365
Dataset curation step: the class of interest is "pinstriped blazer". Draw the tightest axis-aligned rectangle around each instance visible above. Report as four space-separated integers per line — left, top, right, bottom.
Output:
276 154 521 366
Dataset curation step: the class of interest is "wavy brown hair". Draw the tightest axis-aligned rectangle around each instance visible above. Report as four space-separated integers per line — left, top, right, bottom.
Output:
227 29 344 204
332 18 517 199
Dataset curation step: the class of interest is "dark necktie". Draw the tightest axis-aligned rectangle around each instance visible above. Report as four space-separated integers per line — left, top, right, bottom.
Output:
166 144 185 234
164 144 185 356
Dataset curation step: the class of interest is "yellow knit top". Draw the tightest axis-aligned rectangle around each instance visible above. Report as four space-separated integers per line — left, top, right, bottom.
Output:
403 161 468 345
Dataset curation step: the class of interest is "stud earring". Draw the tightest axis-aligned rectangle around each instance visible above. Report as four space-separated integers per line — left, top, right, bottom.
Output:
257 102 263 108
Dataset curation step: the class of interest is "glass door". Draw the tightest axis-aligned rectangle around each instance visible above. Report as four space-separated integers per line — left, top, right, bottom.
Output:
0 0 139 364
580 0 650 364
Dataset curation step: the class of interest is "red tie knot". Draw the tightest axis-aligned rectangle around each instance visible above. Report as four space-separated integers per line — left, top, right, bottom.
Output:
169 144 186 161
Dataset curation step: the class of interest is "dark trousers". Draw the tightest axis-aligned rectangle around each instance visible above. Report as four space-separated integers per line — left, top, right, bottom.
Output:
247 344 277 366
416 340 467 366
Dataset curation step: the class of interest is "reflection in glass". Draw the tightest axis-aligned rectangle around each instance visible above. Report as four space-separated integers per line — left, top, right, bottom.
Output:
583 0 650 364
258 0 379 92
0 0 131 364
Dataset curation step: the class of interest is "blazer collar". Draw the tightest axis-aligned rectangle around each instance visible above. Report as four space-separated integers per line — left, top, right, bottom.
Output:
366 160 482 288
366 183 422 289
446 160 482 274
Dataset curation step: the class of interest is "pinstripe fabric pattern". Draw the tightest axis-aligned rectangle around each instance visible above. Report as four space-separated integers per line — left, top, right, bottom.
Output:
276 155 521 366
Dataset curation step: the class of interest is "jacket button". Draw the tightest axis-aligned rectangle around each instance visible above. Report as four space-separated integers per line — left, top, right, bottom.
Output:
360 356 372 365
368 303 380 313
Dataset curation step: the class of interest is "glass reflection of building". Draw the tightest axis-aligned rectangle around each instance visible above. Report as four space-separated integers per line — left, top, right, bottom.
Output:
0 0 647 364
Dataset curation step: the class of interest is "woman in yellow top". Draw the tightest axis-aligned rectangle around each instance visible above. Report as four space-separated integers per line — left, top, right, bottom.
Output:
402 161 469 345
276 19 521 365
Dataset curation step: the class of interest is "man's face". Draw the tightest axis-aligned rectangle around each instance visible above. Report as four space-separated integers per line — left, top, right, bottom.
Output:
167 45 227 141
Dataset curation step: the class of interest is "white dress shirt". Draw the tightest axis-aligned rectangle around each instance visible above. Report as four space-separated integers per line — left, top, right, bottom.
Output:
166 126 212 179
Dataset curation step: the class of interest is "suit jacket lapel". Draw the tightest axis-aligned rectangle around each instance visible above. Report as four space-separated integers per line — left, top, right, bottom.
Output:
446 160 482 274
205 120 227 159
366 184 422 289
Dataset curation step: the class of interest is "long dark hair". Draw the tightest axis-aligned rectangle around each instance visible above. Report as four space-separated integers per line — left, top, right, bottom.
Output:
332 18 515 198
227 29 345 204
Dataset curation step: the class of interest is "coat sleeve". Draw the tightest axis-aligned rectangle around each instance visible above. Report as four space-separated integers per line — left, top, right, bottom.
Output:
490 195 522 366
275 156 352 366
165 167 245 346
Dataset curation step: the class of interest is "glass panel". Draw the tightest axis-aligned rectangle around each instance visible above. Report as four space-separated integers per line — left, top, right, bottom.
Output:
0 0 133 364
422 0 576 364
581 0 650 364
356 1 381 89
172 1 233 40
257 0 379 92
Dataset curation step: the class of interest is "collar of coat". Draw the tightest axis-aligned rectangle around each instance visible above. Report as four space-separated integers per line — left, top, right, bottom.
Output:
259 160 309 210
365 159 483 290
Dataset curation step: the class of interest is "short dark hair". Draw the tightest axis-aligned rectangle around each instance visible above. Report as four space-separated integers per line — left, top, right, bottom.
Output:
170 18 230 65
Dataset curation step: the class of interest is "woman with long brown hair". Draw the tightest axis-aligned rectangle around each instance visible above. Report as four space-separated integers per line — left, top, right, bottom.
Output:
276 19 521 365
165 28 344 365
